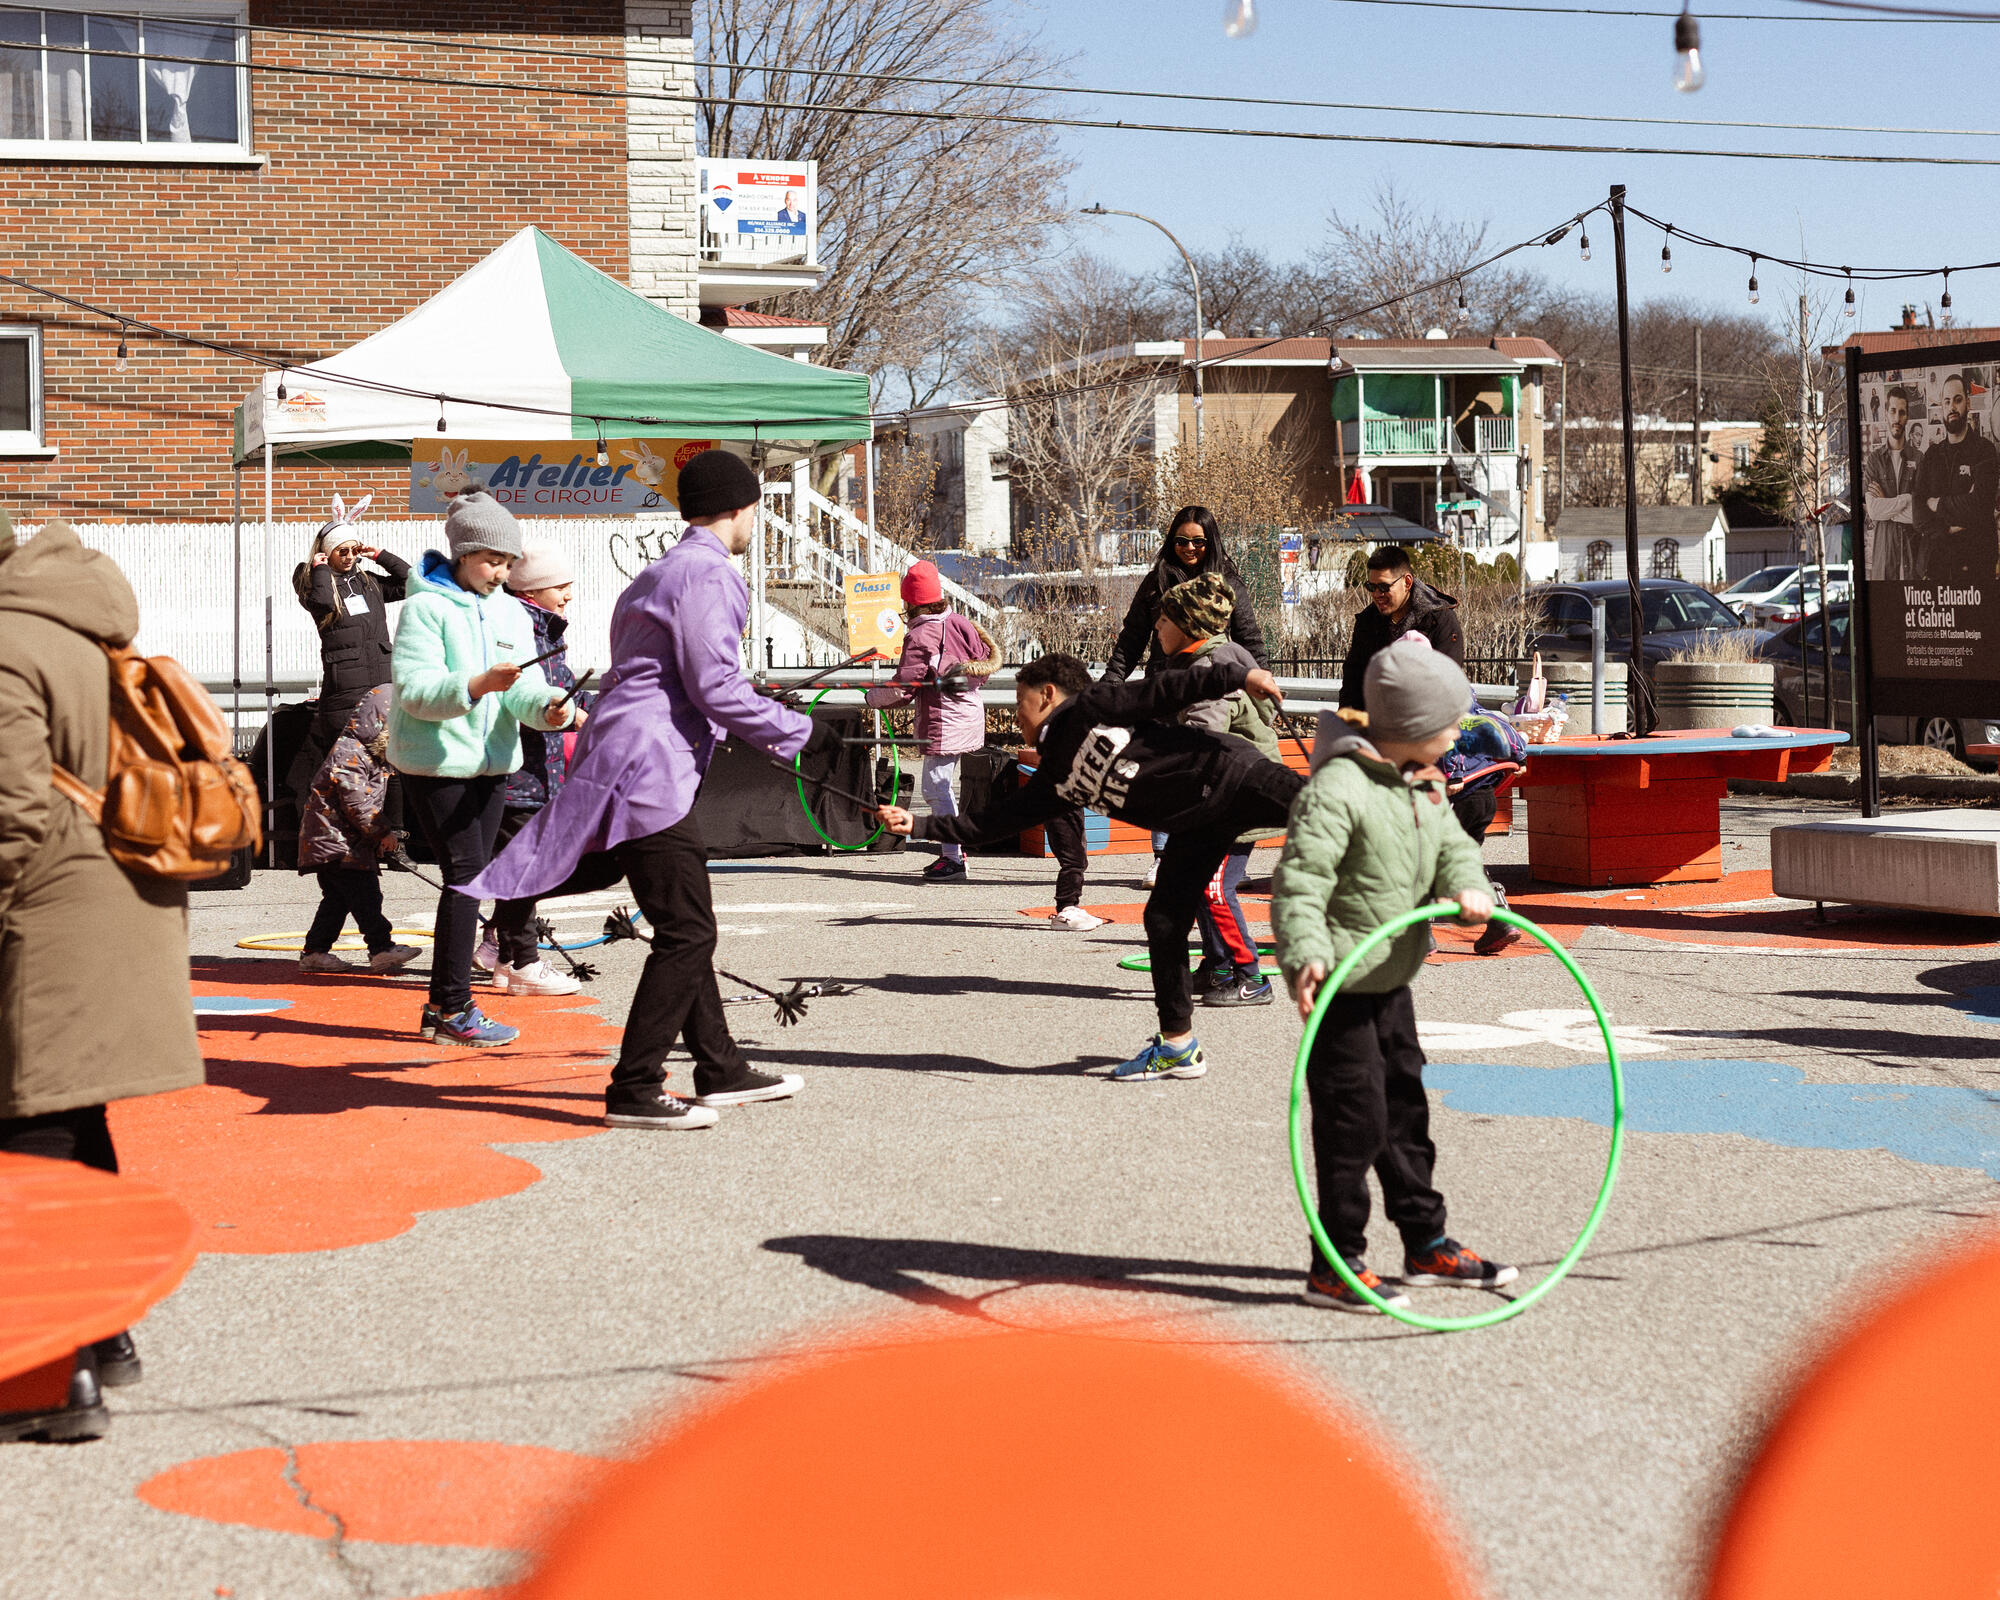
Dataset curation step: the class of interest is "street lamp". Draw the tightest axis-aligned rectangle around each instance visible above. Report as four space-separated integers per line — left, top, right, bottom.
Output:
1081 203 1205 463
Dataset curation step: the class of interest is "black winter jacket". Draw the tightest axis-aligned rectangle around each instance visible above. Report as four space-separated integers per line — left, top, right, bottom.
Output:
302 551 410 697
1102 550 1268 680
1337 580 1464 711
913 659 1280 844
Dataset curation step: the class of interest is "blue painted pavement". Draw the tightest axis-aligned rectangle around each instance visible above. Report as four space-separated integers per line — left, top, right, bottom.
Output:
1428 1059 2000 1181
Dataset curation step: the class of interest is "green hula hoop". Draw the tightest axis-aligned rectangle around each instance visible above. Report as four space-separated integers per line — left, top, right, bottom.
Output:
1290 903 1625 1331
792 685 902 853
1118 947 1277 974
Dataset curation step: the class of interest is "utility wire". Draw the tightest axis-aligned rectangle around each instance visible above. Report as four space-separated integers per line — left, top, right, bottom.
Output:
17 38 2000 167
1329 0 1992 17
1779 0 2000 16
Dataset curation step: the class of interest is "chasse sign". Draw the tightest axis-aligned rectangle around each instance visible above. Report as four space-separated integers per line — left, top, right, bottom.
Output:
409 439 719 515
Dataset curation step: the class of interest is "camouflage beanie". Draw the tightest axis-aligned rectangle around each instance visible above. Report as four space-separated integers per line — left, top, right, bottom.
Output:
1158 570 1235 640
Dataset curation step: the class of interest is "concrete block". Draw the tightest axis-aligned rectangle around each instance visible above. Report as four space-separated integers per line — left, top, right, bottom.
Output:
1771 809 2000 918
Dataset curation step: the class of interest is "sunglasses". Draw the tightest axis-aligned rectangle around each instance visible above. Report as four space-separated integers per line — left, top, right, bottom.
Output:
1363 578 1406 595
1172 535 1207 548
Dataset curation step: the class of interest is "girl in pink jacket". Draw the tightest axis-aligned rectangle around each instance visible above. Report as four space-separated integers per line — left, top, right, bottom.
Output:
865 561 997 881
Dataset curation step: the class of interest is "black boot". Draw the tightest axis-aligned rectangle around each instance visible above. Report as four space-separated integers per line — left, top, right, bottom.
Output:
91 1332 142 1388
0 1347 109 1443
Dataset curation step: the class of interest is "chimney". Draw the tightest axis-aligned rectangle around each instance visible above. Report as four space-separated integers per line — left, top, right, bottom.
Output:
1900 304 1918 329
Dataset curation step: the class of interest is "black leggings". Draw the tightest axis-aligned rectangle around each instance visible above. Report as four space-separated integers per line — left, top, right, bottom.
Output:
0 1103 117 1173
488 807 543 969
304 868 394 955
400 771 506 1014
1045 805 1088 911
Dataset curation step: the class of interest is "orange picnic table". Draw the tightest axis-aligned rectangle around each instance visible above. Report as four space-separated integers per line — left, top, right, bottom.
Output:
1517 728 1848 887
0 1152 198 1386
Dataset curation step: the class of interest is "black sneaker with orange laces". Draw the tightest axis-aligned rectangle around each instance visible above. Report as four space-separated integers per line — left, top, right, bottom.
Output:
1400 1237 1519 1288
1302 1260 1412 1314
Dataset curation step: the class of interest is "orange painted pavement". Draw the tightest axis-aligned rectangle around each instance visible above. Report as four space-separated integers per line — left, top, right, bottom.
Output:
1701 1230 2000 1599
138 1440 606 1549
514 1320 1480 1600
111 961 625 1255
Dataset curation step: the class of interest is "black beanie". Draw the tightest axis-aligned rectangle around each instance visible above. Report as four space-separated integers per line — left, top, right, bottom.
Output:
675 448 762 521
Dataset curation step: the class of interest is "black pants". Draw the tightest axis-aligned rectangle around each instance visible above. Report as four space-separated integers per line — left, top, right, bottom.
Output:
529 812 748 1102
1451 787 1496 844
1144 764 1303 1035
488 807 542 968
1305 986 1448 1266
0 1103 117 1173
401 771 507 1014
305 867 395 955
1045 805 1088 912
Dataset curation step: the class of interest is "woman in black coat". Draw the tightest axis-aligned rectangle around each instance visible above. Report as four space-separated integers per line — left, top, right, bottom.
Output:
1101 506 1269 680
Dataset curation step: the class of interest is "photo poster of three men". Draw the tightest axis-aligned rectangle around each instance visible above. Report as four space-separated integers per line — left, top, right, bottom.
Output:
1854 338 2000 712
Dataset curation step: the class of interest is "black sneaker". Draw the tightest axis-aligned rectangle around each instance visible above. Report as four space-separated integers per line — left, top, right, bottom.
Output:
1302 1262 1411 1314
1189 962 1226 997
604 1088 720 1130
1201 976 1275 1008
90 1333 141 1389
1399 1237 1519 1288
921 858 968 882
0 1348 109 1443
1473 922 1522 956
693 1066 805 1107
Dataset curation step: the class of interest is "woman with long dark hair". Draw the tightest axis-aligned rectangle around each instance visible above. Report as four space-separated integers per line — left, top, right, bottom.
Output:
1102 506 1268 681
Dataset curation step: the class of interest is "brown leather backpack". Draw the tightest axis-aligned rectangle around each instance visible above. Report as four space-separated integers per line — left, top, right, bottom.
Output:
51 645 263 880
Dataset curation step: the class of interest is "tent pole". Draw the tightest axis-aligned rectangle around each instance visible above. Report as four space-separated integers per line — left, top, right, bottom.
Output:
263 440 276 869
232 463 242 751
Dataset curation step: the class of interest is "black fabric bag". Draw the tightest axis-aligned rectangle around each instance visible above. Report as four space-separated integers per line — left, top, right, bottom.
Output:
695 709 885 858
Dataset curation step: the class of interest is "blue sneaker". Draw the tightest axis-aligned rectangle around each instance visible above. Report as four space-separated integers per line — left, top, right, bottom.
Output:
1111 1033 1207 1082
429 1003 518 1049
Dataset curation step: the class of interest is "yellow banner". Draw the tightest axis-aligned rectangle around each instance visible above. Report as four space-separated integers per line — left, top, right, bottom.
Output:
843 571 905 659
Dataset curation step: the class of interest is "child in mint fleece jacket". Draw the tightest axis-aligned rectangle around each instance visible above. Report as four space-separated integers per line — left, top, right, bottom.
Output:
390 490 573 1049
1270 641 1513 1315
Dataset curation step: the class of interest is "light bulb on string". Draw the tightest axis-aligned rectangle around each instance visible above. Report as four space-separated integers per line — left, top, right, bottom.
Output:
276 367 288 403
1748 257 1760 306
1454 282 1468 325
594 422 609 467
1579 229 1591 263
1843 271 1856 319
1223 0 1257 36
114 327 129 373
1673 4 1705 92
437 400 448 434
1661 233 1673 274
1941 270 1952 315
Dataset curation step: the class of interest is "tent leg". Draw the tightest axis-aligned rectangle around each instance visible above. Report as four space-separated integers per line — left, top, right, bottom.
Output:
263 441 276 869
232 464 242 752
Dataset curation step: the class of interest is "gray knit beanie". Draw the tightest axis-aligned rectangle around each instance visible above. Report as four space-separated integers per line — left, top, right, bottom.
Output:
1362 641 1471 743
444 490 523 558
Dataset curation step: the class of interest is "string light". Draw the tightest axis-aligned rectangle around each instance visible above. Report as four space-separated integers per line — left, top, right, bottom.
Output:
1580 227 1592 261
1223 0 1258 35
1844 269 1856 317
275 366 287 402
436 399 447 434
1941 268 1953 312
1662 229 1674 272
1674 3 1706 90
1748 256 1760 304
594 421 609 467
114 324 129 372
1454 281 1469 323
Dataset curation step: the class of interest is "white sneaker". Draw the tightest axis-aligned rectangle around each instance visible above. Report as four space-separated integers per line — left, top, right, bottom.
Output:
1050 905 1106 931
369 943 423 973
495 959 582 996
298 950 354 973
1142 858 1160 889
473 936 499 974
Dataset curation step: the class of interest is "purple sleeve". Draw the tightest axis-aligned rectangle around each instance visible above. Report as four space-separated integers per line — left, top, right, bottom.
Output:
669 563 814 758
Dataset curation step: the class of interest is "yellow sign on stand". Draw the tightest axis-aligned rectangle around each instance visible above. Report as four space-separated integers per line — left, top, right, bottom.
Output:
843 572 905 659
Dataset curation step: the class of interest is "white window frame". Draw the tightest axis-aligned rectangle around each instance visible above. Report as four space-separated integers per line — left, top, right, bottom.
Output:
0 1 258 164
0 325 50 455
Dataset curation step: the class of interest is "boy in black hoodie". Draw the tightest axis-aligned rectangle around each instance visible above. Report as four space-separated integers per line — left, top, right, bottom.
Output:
878 651 1298 1082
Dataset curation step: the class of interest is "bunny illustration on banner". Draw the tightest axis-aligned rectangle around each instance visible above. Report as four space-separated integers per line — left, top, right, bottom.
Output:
423 447 477 497
621 441 667 488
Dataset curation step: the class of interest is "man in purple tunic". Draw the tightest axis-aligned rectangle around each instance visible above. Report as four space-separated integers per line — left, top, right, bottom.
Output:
466 450 837 1131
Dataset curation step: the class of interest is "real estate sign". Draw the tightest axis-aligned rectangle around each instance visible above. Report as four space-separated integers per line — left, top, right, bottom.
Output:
1850 338 2000 715
409 438 718 515
699 158 816 261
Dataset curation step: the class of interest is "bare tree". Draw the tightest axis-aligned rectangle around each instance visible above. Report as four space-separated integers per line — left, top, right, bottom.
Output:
697 0 1075 404
870 432 941 549
993 249 1172 368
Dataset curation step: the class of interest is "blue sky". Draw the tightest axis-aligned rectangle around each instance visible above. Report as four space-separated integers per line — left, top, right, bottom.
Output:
1020 0 2000 334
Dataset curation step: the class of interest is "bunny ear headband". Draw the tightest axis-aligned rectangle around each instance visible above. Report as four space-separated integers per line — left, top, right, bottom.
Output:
316 492 375 553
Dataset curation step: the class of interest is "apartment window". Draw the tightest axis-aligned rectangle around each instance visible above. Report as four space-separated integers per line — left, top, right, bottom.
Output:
0 326 43 451
1733 443 1752 470
0 5 248 157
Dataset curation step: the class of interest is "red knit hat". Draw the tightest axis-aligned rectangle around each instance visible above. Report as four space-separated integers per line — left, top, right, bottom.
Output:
900 561 943 607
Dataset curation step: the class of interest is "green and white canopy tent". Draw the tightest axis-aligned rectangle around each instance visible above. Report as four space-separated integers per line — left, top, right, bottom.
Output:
232 226 870 462
225 228 871 836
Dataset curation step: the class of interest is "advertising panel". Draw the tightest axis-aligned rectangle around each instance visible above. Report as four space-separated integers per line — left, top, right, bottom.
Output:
1852 339 2000 715
409 439 718 516
699 158 816 261
843 571 905 659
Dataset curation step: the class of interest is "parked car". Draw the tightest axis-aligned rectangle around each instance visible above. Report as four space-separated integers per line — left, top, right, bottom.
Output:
1720 564 1800 613
1753 601 2000 770
1523 579 1765 665
1737 564 1851 628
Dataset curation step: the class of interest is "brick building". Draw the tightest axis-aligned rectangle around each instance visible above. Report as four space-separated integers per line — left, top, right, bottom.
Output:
0 0 700 522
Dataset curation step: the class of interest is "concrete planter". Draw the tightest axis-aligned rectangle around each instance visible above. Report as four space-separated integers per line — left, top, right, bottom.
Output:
1517 659 1627 734
1653 661 1774 731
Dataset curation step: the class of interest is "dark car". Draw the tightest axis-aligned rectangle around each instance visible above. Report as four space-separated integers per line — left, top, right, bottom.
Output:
1754 602 1999 769
1524 579 1763 665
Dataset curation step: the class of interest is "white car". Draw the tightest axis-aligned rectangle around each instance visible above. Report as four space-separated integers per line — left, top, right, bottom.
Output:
1721 564 1800 614
1738 565 1852 628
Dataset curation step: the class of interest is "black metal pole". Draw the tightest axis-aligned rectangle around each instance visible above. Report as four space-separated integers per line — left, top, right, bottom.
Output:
1845 349 1880 816
1610 185 1652 733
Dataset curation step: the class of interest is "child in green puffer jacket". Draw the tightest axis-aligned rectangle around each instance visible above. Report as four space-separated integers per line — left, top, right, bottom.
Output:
1270 641 1516 1315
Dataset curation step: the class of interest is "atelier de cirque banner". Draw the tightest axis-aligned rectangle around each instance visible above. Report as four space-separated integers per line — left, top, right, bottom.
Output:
409 439 719 515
